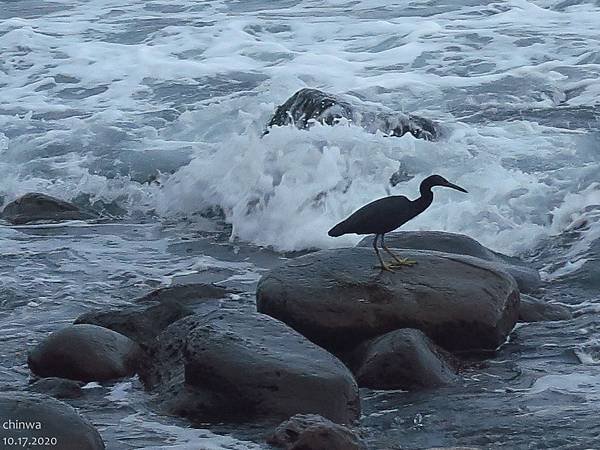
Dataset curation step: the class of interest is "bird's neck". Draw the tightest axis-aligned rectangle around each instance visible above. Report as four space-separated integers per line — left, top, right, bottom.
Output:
412 189 433 215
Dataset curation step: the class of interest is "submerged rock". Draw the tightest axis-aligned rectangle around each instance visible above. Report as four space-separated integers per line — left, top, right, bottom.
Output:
134 283 233 306
75 283 235 348
1 192 97 225
268 414 367 450
28 324 142 382
348 328 458 390
519 294 572 322
0 392 105 450
28 377 84 399
427 448 480 450
75 301 193 348
357 231 542 293
257 247 519 353
266 88 438 141
141 310 360 424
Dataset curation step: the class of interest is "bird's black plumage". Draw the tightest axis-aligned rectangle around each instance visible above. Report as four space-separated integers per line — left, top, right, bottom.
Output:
328 174 467 271
328 195 421 236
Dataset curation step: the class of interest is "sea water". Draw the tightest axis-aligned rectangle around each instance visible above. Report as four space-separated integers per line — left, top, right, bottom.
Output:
1 0 599 448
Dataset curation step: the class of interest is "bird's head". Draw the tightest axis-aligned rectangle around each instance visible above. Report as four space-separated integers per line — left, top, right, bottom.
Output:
421 174 468 194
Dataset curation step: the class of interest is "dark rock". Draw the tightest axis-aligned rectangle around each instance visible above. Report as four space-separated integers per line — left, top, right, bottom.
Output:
1 192 97 225
141 310 360 424
75 283 236 348
0 392 105 450
389 162 414 186
75 301 193 348
358 231 542 293
266 88 438 141
268 414 366 450
519 294 572 322
268 88 352 130
257 247 519 353
138 312 202 392
348 328 458 390
135 282 233 306
28 377 84 399
28 324 142 382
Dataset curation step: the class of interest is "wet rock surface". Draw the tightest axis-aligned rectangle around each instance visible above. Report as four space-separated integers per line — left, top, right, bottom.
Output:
0 392 105 450
348 328 458 390
266 88 439 141
75 283 236 347
358 231 542 293
75 301 193 348
257 247 520 353
268 413 367 450
140 309 360 424
1 192 97 224
134 283 233 306
28 324 142 382
519 294 573 322
27 377 84 399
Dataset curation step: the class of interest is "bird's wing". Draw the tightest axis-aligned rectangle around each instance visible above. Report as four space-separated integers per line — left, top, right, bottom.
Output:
331 195 411 235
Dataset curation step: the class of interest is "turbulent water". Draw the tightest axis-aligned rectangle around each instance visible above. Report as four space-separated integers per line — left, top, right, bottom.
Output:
1 0 599 448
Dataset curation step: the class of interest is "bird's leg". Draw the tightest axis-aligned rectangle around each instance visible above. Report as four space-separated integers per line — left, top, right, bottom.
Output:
373 234 395 272
381 234 417 267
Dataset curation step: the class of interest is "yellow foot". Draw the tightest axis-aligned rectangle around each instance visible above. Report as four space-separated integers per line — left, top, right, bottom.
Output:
374 263 395 272
389 258 417 267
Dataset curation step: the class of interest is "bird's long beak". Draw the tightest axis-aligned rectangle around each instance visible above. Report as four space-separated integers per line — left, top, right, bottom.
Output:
445 181 468 193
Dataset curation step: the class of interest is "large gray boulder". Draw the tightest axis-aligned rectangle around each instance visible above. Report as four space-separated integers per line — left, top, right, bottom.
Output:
348 328 458 390
1 192 97 224
358 231 541 292
257 247 519 353
0 392 105 450
268 414 367 450
28 324 142 382
266 88 438 141
140 310 360 424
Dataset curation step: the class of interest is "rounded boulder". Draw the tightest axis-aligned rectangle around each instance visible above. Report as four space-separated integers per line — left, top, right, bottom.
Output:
28 324 142 382
358 231 541 292
1 193 96 225
257 247 520 353
142 310 360 424
348 328 458 390
0 392 104 450
268 413 366 450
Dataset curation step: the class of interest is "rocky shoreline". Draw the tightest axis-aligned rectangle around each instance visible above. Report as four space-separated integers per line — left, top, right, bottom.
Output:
1 193 573 449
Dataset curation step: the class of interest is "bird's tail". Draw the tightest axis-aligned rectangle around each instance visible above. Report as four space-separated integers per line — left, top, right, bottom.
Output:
328 222 346 237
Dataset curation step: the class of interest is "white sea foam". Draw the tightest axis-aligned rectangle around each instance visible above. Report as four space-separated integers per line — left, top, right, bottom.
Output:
105 379 134 405
1 0 599 263
120 413 265 450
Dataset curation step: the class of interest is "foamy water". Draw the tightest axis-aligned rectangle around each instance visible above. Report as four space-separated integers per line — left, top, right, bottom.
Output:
1 0 599 448
1 0 599 256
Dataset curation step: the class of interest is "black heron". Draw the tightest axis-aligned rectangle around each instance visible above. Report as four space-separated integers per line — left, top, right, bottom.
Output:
328 174 468 271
